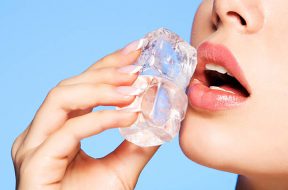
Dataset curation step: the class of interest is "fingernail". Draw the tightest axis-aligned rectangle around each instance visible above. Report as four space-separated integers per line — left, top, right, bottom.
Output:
116 106 141 113
121 38 146 55
117 65 142 74
116 86 143 96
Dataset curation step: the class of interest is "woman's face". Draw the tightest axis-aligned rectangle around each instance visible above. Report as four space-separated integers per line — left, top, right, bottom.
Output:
180 0 288 178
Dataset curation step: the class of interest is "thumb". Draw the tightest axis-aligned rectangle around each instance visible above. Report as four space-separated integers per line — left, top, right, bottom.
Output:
106 140 160 188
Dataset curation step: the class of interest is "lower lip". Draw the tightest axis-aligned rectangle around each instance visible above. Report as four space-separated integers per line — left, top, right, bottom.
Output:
188 79 247 111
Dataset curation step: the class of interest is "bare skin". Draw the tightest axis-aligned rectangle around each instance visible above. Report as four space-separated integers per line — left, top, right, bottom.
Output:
13 0 288 189
12 41 159 190
180 0 288 189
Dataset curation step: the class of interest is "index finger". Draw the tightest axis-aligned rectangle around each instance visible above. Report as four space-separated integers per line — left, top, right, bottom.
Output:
86 39 145 71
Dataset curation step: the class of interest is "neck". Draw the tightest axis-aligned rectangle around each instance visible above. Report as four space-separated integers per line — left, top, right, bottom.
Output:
236 175 288 190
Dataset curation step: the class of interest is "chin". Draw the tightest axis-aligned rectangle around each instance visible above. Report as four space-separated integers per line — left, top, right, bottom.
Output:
179 107 288 177
179 107 242 175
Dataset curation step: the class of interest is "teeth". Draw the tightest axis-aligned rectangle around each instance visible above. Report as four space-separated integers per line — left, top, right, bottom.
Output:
227 72 233 76
209 86 236 94
205 63 229 75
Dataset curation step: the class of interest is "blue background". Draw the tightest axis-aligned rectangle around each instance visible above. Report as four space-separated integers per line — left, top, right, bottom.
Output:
0 0 237 189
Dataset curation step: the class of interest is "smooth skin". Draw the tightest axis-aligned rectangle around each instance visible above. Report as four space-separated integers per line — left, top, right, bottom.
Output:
12 44 159 190
180 0 288 189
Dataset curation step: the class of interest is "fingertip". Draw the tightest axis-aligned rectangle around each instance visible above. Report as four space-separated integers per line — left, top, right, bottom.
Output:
120 38 146 55
117 65 142 75
117 110 139 127
115 70 139 86
120 50 141 67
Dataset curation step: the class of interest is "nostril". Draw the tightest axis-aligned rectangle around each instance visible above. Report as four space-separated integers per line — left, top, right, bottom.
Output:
227 11 247 26
212 14 220 30
240 16 247 26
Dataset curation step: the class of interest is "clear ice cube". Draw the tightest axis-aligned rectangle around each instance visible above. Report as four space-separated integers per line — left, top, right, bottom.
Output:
119 28 197 147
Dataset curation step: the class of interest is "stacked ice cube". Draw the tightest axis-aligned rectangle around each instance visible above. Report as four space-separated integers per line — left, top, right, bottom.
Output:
119 28 197 147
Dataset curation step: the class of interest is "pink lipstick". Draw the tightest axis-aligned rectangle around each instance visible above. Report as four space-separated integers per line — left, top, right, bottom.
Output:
188 42 250 111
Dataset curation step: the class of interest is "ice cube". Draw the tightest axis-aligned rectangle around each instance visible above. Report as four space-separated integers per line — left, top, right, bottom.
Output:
119 28 197 147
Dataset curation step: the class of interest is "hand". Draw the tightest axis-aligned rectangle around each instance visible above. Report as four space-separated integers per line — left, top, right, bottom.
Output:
12 40 159 190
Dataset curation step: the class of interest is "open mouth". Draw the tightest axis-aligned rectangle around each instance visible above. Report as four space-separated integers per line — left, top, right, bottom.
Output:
204 63 250 97
188 42 251 111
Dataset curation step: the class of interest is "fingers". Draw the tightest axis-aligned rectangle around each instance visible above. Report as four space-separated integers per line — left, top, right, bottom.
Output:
45 84 140 110
107 141 160 186
18 38 144 153
19 110 138 186
58 65 142 86
36 110 138 159
58 38 144 86
86 39 144 71
24 83 143 149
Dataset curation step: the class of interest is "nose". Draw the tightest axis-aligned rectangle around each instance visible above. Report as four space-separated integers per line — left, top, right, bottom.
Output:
212 0 264 33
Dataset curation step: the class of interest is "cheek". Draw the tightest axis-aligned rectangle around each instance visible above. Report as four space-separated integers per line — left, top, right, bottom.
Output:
190 1 214 46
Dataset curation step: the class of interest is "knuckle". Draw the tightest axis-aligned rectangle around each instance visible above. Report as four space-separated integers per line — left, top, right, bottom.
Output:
101 68 119 81
11 137 21 161
103 66 118 76
12 145 29 171
46 86 63 102
87 60 102 70
11 129 28 161
101 54 118 65
93 83 110 92
57 78 71 86
13 150 24 168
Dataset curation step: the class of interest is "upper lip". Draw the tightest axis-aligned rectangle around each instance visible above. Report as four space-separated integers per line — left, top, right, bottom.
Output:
193 41 251 95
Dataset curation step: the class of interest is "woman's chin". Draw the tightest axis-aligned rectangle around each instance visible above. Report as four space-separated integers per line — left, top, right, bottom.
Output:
179 108 288 177
179 108 241 175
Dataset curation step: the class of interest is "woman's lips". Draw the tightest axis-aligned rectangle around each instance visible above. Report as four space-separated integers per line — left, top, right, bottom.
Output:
188 42 250 111
188 79 247 111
